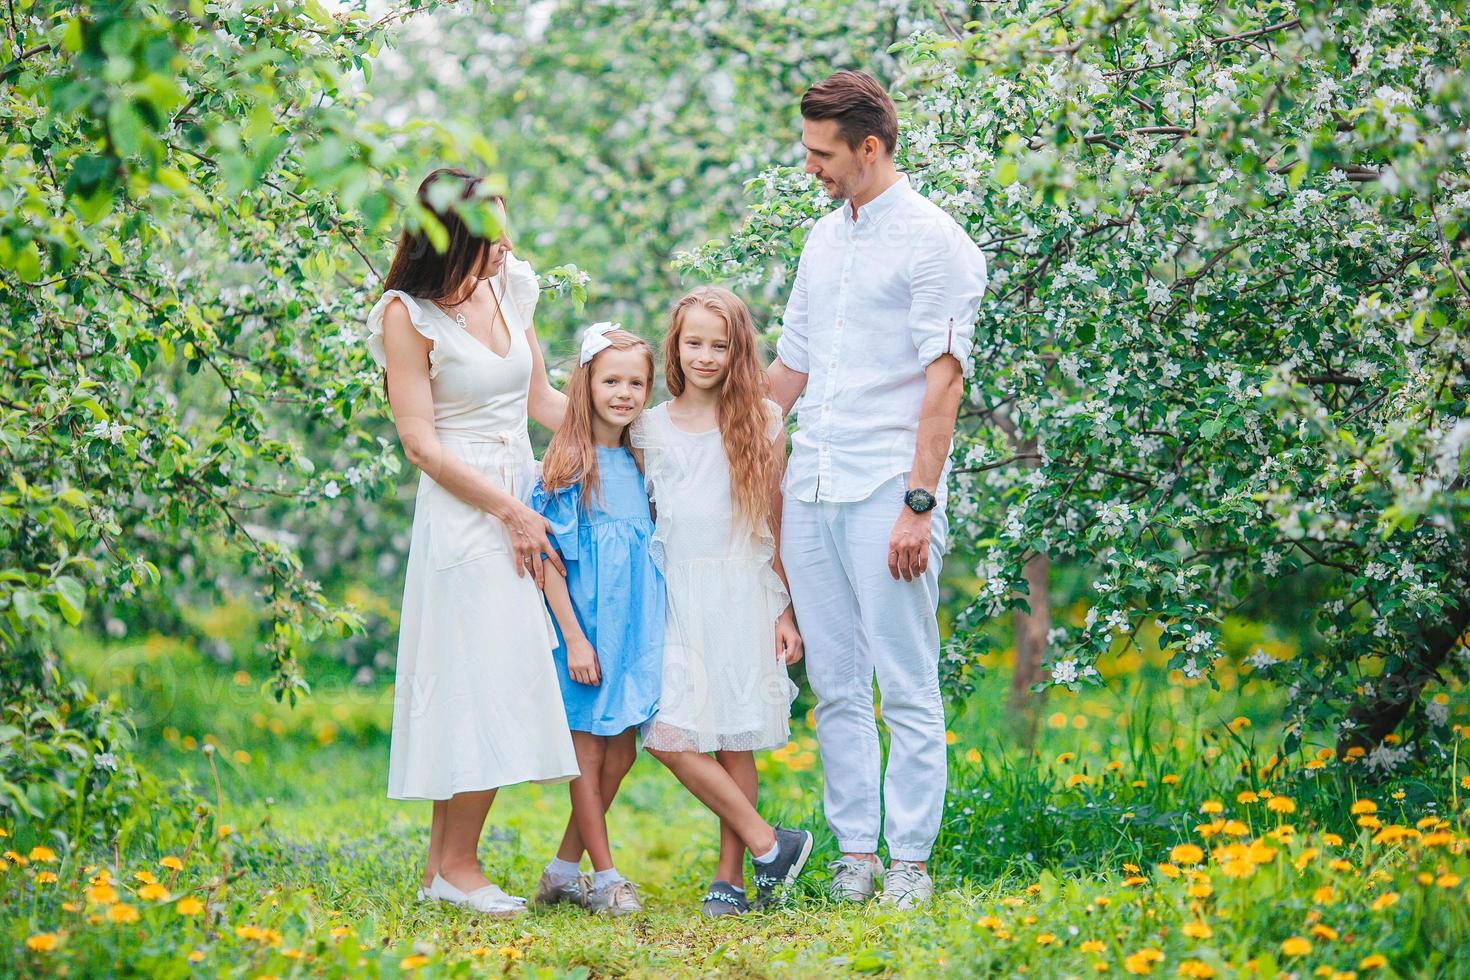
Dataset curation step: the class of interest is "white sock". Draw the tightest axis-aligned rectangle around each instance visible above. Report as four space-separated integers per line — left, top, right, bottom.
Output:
546 857 581 880
592 867 623 889
752 842 780 865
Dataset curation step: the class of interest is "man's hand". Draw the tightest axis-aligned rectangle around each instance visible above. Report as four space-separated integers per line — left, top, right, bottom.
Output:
888 506 933 582
567 637 601 686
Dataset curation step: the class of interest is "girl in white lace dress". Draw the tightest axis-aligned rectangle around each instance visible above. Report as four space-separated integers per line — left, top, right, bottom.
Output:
631 286 813 914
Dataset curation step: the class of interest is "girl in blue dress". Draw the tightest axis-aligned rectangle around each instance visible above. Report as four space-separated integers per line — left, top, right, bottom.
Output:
528 323 663 916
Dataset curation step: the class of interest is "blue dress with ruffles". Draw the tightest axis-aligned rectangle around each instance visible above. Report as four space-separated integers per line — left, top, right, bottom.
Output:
530 446 664 736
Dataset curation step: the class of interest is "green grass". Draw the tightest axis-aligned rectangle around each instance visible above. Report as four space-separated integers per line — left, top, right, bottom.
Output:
4 630 1469 977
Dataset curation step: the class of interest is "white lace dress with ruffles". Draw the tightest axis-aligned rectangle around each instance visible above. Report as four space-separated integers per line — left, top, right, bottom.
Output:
630 400 798 753
365 255 579 800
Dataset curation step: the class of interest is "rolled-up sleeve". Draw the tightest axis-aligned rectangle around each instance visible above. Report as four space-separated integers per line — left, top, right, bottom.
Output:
908 223 987 369
774 248 811 374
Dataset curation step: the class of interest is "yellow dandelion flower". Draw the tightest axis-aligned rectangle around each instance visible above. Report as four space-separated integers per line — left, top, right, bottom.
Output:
1294 847 1320 870
35 871 58 884
1181 921 1212 939
161 856 184 871
1267 797 1296 814
1069 773 1093 788
1370 892 1400 911
1350 800 1377 815
500 946 523 959
1360 954 1387 969
1056 752 1076 764
1343 746 1366 760
1323 832 1343 846
1222 859 1256 878
217 824 235 839
5 851 30 867
1461 775 1470 790
977 915 1002 930
1123 875 1148 886
400 955 429 970
138 883 171 901
26 932 60 952
1081 940 1106 953
175 896 204 916
1237 791 1259 804
1311 924 1339 941
330 925 352 939
107 903 140 924
61 902 79 912
86 883 119 904
1186 882 1213 898
945 730 958 745
282 949 303 960
1391 790 1405 800
470 947 491 956
1178 961 1215 978
1199 800 1223 815
965 748 981 764
1437 873 1461 888
1329 858 1353 872
188 951 205 963
1222 820 1250 837
1157 863 1181 878
1170 843 1205 866
1313 885 1336 904
1162 774 1180 785
1131 779 1148 788
1094 963 1110 974
1230 716 1251 730
134 870 158 885
1358 814 1382 830
1123 948 1165 974
28 846 57 863
1280 937 1312 956
1372 825 1415 845
1037 933 1057 946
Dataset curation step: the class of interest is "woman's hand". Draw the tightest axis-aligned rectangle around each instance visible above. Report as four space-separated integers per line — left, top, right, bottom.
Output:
500 498 565 588
567 637 601 686
775 607 803 666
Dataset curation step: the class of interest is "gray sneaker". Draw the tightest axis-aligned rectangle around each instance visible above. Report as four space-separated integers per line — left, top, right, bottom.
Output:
878 861 932 909
700 880 749 918
587 878 642 917
531 870 589 907
828 856 881 902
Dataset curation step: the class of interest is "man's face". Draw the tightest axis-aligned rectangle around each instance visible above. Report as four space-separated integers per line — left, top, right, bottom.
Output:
802 117 868 202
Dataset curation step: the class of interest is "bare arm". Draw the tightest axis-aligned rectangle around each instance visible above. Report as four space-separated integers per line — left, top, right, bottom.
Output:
766 425 803 665
766 358 808 416
525 320 569 432
907 354 965 494
888 354 964 582
541 561 600 685
381 298 565 584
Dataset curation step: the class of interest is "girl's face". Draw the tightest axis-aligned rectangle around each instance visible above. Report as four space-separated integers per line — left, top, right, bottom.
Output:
677 305 731 391
589 348 651 430
474 201 513 281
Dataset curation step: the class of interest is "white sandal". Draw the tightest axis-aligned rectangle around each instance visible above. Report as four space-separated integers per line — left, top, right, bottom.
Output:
428 874 526 917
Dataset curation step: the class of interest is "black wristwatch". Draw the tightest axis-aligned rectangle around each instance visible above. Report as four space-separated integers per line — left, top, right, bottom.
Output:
904 487 936 514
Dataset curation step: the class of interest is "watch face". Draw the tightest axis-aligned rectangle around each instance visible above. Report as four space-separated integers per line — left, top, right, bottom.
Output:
906 488 936 513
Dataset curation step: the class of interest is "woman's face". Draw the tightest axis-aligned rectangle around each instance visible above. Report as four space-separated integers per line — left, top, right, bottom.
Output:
677 305 731 391
474 199 513 280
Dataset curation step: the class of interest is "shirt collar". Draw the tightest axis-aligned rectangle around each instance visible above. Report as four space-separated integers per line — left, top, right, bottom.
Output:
845 173 910 227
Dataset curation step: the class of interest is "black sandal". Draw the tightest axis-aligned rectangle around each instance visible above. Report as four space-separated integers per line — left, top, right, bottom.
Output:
701 879 750 918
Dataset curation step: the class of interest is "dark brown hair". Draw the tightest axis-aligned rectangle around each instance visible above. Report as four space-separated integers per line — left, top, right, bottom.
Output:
800 70 898 155
382 168 507 304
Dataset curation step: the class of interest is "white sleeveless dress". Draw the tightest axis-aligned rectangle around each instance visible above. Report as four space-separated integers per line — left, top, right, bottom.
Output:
630 400 798 753
366 256 579 800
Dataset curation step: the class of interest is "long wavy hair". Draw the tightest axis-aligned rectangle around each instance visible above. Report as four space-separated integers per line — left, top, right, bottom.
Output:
382 168 507 304
664 286 776 533
540 330 656 509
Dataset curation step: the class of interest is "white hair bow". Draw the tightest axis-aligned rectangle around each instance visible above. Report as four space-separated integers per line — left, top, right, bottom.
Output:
578 321 621 366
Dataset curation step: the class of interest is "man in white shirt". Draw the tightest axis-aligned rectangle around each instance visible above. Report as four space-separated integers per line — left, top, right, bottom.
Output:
766 70 987 908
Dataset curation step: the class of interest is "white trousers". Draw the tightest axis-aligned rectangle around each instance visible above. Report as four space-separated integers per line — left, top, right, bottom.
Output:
781 473 948 862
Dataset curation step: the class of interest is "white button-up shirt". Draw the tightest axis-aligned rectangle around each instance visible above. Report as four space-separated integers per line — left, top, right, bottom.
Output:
776 174 988 504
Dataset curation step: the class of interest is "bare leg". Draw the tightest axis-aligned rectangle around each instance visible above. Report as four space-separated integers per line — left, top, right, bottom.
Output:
714 750 757 886
647 748 776 855
422 799 448 889
568 732 613 871
554 728 639 864
438 789 499 893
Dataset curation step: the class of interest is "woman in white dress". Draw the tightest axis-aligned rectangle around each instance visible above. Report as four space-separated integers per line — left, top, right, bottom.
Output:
366 168 579 916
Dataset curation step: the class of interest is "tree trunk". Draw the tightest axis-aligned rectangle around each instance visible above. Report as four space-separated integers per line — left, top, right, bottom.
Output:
1010 549 1051 747
1008 433 1050 747
1336 539 1470 758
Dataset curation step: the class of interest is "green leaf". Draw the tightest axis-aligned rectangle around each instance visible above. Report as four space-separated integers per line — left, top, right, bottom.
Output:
54 576 86 626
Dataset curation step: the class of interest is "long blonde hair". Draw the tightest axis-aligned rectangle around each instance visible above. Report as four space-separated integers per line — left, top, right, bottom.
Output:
664 286 776 533
540 331 656 509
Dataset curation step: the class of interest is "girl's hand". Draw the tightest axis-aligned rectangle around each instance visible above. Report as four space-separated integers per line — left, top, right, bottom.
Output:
567 637 602 686
775 608 803 666
501 499 566 588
